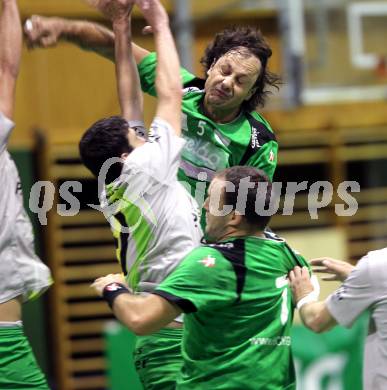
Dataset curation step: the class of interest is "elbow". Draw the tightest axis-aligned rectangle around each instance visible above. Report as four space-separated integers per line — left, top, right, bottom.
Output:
304 314 328 334
122 314 153 336
131 322 152 336
0 62 19 80
133 327 152 336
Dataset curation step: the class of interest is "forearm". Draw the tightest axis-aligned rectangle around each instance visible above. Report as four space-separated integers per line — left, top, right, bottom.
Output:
52 18 149 64
59 19 115 60
152 15 182 134
113 18 143 121
0 0 22 75
299 301 337 333
154 25 181 99
0 0 22 118
111 293 179 336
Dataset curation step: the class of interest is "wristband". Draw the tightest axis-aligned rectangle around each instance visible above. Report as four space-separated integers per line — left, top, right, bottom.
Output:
310 275 320 301
102 282 131 309
296 293 317 310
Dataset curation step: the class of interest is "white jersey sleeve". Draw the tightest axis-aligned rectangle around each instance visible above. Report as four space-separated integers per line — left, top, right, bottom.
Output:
326 254 375 327
0 111 14 154
123 117 185 185
0 112 53 303
127 120 147 140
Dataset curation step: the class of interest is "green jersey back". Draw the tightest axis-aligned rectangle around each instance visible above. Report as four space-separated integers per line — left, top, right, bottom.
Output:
138 53 278 208
154 234 309 390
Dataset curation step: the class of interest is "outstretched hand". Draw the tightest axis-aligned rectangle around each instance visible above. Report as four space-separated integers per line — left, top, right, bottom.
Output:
288 266 314 304
24 15 63 48
310 257 354 282
86 0 135 22
135 0 168 29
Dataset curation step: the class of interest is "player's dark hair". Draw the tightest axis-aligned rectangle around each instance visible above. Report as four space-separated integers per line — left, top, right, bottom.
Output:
79 116 133 184
201 26 281 111
216 166 273 230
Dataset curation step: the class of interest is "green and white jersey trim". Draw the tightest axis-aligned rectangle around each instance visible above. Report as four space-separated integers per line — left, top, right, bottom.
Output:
101 118 203 292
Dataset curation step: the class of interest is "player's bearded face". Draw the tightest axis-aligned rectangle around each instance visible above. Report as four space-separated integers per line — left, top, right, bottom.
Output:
204 49 260 111
204 177 234 241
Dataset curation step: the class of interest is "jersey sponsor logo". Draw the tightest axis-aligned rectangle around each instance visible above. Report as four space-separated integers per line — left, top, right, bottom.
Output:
182 86 202 95
269 149 275 162
198 255 216 267
181 135 228 171
207 242 234 250
251 127 260 149
249 336 291 347
105 282 125 292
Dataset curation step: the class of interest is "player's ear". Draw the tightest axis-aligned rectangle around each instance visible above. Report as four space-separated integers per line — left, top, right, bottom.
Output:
120 152 129 160
229 211 243 228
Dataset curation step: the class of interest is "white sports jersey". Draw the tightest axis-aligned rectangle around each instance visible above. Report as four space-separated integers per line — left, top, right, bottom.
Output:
326 248 387 390
100 117 202 293
0 112 52 304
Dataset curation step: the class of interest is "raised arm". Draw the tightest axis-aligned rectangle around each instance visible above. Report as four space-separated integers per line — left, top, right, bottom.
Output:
24 15 150 64
137 0 182 135
114 17 143 121
0 0 22 119
90 0 143 121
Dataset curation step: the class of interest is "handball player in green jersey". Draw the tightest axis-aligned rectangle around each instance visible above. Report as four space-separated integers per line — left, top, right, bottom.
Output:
79 0 202 388
25 12 281 221
92 166 313 390
0 0 52 388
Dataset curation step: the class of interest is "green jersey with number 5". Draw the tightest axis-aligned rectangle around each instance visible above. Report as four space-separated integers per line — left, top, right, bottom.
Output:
154 233 309 390
138 53 278 208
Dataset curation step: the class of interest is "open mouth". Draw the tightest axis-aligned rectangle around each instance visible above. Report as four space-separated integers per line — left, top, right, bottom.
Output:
213 89 229 98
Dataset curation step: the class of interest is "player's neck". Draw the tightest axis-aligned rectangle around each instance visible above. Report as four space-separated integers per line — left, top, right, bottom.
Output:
219 227 264 241
202 101 241 124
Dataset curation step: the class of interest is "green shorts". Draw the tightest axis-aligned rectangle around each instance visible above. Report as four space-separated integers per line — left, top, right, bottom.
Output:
0 326 49 389
134 327 183 390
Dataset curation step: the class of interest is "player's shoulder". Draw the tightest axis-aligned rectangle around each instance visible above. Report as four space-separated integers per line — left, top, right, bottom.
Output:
359 247 387 276
244 111 276 142
238 111 277 166
148 117 171 142
187 244 225 260
138 51 157 69
0 112 15 153
147 117 184 145
182 77 205 95
185 241 241 264
203 239 246 266
366 247 387 261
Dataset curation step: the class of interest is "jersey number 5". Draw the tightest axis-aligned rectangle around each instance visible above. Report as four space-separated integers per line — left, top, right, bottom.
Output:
197 120 206 136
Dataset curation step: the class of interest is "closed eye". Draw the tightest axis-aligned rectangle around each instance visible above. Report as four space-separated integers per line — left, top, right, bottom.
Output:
220 65 231 76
